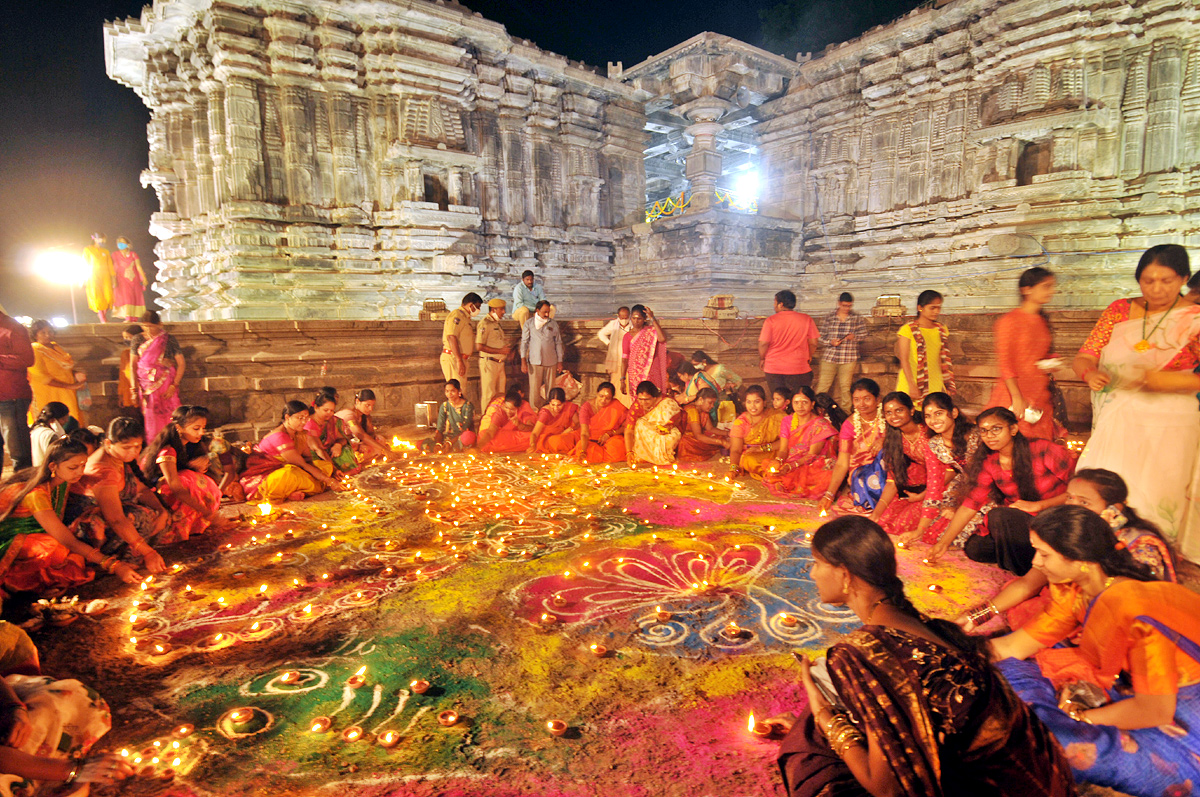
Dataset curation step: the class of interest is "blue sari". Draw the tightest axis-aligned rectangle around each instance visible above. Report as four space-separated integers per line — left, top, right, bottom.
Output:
998 586 1200 797
849 451 885 509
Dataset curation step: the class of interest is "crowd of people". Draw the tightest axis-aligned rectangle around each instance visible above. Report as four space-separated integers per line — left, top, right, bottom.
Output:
0 249 1196 793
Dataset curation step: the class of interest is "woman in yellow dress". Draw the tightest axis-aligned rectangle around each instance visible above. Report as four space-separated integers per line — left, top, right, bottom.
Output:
895 290 955 400
25 321 85 427
727 385 783 479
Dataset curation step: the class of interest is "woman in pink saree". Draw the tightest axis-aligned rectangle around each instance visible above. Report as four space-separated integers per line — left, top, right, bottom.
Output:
133 312 184 442
620 304 670 396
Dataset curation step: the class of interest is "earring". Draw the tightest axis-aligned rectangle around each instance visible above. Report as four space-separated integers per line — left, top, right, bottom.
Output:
1079 563 1090 574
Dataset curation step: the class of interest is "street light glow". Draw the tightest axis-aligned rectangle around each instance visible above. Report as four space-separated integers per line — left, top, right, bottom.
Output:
50 317 70 328
33 250 89 287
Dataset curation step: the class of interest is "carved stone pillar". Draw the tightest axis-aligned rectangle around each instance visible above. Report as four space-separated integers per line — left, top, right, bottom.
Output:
222 76 265 201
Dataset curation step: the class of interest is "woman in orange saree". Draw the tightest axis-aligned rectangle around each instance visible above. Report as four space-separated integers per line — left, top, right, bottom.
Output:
572 382 628 463
480 386 536 454
529 388 580 454
677 388 727 462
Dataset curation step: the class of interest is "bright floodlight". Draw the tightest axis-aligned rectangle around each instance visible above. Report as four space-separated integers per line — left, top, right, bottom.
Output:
13 316 32 326
50 317 70 328
733 170 759 201
34 250 89 287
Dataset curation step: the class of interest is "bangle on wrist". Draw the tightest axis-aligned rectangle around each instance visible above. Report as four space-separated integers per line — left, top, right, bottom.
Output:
64 762 80 784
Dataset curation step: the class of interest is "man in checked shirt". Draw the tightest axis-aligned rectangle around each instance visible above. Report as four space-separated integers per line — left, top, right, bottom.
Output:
815 292 868 409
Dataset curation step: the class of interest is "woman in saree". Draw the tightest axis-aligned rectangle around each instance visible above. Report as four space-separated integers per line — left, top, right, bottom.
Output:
727 385 782 479
992 506 1200 797
900 392 986 547
769 515 1073 797
764 387 836 498
239 401 345 503
0 623 131 794
573 382 628 464
990 267 1059 439
869 392 930 536
620 305 670 397
1073 244 1200 560
25 320 86 428
528 387 579 455
958 469 1177 636
305 391 358 473
928 407 1073 573
72 416 172 571
479 386 536 454
895 290 955 400
625 381 682 467
818 379 886 514
337 388 394 460
0 438 140 595
677 388 727 463
132 311 184 442
690 350 742 396
141 405 231 541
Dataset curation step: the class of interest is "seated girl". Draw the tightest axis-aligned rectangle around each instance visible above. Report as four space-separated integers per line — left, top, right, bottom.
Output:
818 378 886 514
769 515 1073 797
899 392 983 547
141 405 230 540
431 380 476 451
625 380 682 467
771 386 791 414
764 386 836 499
0 622 131 792
958 468 1177 634
337 388 394 460
479 386 536 454
28 403 69 468
0 438 140 595
240 401 346 503
727 385 783 479
929 407 1073 573
305 391 357 474
869 392 929 535
992 506 1200 797
677 388 728 462
573 382 628 464
73 417 171 572
528 387 579 454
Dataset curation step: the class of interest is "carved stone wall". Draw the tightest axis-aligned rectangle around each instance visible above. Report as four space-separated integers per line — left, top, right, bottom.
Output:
756 0 1200 313
104 0 646 321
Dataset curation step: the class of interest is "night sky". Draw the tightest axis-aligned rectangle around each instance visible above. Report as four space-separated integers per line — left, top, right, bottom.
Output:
0 0 918 321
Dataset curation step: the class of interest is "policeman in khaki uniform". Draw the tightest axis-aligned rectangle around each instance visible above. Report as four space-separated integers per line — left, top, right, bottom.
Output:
441 292 482 385
476 298 511 409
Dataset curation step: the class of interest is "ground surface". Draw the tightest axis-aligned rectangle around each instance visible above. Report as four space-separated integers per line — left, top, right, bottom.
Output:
29 447 1134 797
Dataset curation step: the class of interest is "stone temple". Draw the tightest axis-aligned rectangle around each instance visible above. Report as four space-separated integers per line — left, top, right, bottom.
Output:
104 0 1200 321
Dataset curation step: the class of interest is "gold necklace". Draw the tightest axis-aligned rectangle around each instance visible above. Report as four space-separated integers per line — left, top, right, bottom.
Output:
865 597 887 624
1136 295 1178 352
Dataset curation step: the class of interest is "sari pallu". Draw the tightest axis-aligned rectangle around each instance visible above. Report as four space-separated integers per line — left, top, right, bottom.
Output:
842 414 885 510
239 429 331 502
629 397 682 466
580 400 627 463
731 410 783 478
677 406 724 463
305 415 358 473
876 433 930 536
999 580 1200 797
683 371 721 423
74 455 176 548
625 327 669 396
0 483 93 594
534 402 580 454
765 415 835 498
1077 301 1200 559
155 447 222 541
135 332 181 442
778 626 1074 797
0 674 112 797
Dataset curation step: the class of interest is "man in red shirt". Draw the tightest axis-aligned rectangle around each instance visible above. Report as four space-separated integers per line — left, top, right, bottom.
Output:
757 289 819 396
0 306 35 473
